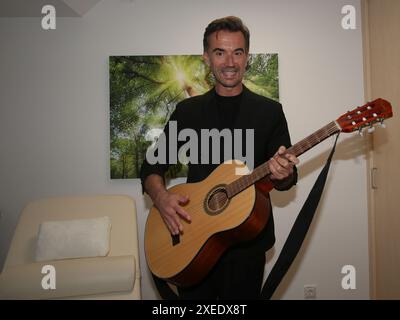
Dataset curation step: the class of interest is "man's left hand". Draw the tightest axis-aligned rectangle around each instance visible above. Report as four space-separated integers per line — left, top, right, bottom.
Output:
268 146 299 181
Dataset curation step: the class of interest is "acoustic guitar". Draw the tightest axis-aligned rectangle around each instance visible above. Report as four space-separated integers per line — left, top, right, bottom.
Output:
144 98 393 287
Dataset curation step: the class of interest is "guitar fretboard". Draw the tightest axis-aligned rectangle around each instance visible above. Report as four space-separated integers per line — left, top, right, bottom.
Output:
226 121 340 198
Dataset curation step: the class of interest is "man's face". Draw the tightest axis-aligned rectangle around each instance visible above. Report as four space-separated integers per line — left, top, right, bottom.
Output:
203 30 249 96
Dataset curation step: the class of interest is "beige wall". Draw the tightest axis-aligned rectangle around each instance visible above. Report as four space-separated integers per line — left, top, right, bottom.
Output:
0 0 367 299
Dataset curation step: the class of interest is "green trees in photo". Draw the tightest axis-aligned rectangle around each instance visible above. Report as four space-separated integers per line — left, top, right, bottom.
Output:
109 54 278 179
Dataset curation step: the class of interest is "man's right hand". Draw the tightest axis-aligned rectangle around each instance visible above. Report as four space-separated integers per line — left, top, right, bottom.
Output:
154 190 191 235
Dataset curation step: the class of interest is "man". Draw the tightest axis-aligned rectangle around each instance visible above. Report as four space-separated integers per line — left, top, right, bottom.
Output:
141 16 299 299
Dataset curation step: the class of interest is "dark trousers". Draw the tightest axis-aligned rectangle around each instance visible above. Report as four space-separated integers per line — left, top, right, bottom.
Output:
178 248 266 300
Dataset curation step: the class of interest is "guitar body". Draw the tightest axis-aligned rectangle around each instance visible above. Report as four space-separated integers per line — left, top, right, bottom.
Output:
144 160 273 287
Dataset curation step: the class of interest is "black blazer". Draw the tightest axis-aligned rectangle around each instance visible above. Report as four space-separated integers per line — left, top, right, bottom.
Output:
140 86 297 253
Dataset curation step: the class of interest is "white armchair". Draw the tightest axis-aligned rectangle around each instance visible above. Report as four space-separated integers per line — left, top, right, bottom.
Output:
0 195 141 299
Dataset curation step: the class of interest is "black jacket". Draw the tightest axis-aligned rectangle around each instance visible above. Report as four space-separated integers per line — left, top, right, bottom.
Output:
140 86 297 254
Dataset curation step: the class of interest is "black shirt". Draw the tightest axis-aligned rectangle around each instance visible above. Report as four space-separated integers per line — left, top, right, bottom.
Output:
215 91 243 131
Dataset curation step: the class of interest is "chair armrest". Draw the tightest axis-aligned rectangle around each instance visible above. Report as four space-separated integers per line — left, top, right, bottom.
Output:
0 255 136 299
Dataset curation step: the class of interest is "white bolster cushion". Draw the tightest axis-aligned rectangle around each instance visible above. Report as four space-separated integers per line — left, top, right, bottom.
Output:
35 216 111 262
0 255 135 299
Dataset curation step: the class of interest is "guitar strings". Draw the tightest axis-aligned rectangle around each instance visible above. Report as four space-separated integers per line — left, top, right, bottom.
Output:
227 122 340 198
182 111 388 210
177 122 341 212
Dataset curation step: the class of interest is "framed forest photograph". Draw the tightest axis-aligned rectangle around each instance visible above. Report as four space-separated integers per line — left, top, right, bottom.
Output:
109 54 279 179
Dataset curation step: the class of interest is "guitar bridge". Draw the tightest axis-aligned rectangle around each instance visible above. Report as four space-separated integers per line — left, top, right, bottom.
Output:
171 234 180 246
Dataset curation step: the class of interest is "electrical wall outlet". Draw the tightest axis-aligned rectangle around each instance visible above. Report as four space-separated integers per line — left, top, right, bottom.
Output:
304 285 317 299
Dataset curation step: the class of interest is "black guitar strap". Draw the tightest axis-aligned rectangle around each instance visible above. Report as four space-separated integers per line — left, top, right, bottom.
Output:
152 133 340 300
260 133 340 299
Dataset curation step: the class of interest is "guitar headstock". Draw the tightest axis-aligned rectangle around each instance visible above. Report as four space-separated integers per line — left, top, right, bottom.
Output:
336 98 393 133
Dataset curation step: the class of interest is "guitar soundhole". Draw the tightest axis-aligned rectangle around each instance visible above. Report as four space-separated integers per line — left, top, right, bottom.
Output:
204 184 230 215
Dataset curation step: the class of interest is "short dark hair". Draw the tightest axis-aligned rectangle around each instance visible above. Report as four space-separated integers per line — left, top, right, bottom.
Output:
203 16 250 52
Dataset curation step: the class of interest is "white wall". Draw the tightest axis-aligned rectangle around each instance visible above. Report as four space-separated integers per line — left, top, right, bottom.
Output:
0 0 368 299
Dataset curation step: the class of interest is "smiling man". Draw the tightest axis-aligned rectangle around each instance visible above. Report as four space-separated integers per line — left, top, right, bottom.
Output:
203 29 248 96
141 16 299 299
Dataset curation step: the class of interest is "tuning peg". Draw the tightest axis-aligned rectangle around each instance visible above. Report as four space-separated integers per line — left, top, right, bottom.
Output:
358 128 364 136
379 121 386 128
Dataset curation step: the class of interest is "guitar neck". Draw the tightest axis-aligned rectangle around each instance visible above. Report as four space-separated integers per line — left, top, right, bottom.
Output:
227 121 341 197
287 121 341 157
